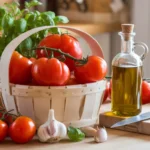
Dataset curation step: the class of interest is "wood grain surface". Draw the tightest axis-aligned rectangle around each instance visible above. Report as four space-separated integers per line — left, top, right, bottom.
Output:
1 128 150 150
100 102 150 135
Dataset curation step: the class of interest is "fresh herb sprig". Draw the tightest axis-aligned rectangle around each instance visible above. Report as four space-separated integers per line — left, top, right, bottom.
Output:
0 0 69 57
67 126 85 142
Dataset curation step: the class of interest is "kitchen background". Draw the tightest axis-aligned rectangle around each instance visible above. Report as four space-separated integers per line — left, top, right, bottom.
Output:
0 0 149 77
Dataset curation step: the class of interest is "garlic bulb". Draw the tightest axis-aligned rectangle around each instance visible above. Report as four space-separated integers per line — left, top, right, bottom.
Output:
94 127 107 143
37 109 67 143
80 126 108 143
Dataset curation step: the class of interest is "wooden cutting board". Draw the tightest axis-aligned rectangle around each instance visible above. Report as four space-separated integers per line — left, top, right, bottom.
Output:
99 101 150 135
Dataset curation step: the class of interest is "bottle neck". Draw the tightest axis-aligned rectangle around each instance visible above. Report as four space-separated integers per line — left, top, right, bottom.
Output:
119 32 135 53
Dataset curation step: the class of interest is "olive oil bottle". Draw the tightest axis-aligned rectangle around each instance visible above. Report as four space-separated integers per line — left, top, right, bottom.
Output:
111 24 149 116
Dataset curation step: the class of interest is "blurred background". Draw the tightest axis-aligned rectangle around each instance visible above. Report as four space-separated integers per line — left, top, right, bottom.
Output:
0 0 149 77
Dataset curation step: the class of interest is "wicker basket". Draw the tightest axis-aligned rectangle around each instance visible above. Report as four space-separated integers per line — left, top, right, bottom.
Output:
0 26 106 128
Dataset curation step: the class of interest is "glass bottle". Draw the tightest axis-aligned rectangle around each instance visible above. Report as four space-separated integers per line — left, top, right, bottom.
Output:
111 24 149 116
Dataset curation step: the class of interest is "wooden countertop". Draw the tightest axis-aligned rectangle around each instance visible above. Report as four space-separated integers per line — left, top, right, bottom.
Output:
62 22 121 35
1 128 150 150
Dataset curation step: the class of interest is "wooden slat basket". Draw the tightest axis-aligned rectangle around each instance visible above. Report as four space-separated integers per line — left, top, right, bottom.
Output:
0 26 107 128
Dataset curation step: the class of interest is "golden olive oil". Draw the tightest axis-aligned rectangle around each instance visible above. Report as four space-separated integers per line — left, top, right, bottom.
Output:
111 66 142 116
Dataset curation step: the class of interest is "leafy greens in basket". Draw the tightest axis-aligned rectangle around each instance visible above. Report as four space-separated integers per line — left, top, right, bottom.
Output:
0 0 69 57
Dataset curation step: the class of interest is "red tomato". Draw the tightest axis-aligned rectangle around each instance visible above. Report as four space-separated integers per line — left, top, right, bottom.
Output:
0 111 15 126
142 81 150 104
0 120 8 142
74 56 107 84
4 114 15 126
103 82 110 103
29 57 36 64
32 57 70 86
108 79 112 99
9 51 32 84
66 77 78 85
9 116 36 144
36 34 82 71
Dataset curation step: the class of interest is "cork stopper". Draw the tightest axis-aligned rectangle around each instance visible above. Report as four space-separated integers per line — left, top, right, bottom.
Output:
121 24 134 40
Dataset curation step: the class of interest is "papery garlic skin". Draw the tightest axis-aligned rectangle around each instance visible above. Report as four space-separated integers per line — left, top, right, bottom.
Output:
94 127 107 143
37 109 67 143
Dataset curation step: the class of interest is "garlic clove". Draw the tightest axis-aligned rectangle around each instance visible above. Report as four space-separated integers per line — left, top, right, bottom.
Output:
38 126 51 142
80 127 97 137
94 127 108 143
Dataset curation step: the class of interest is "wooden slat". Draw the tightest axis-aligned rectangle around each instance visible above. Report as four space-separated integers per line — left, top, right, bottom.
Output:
11 87 103 97
51 96 66 122
92 92 103 119
81 93 96 119
34 97 50 127
64 96 84 122
15 96 35 120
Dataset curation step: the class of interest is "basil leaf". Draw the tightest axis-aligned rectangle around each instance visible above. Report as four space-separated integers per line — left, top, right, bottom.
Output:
49 28 61 34
34 10 40 16
25 0 42 9
1 14 14 34
18 37 33 56
0 37 6 55
67 126 85 142
1 14 14 28
25 12 34 20
41 13 55 26
26 13 37 28
0 7 6 29
41 11 55 19
0 7 6 18
54 16 69 24
15 18 27 33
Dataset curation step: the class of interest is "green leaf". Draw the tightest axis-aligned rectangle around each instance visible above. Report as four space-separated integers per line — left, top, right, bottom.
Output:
25 12 34 21
34 10 40 16
25 0 42 9
5 33 16 45
4 2 20 16
49 28 61 34
1 14 14 34
1 14 14 28
0 7 6 18
67 126 85 142
54 16 69 24
26 13 37 28
15 18 27 33
0 7 6 29
41 13 55 26
0 37 6 55
41 11 55 19
18 37 33 56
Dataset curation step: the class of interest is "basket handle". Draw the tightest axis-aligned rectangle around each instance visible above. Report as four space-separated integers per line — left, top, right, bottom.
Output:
1 26 104 96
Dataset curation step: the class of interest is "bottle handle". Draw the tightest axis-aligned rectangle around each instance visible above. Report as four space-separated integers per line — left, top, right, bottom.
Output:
133 42 149 61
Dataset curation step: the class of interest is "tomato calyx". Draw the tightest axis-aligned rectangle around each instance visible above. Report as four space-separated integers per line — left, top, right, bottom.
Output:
33 46 88 65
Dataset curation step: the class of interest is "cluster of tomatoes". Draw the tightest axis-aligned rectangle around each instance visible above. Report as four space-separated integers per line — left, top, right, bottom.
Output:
0 108 36 143
9 34 107 86
103 79 150 104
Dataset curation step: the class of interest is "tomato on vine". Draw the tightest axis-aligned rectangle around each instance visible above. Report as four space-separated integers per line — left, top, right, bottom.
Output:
74 56 107 84
36 34 82 71
31 57 70 86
